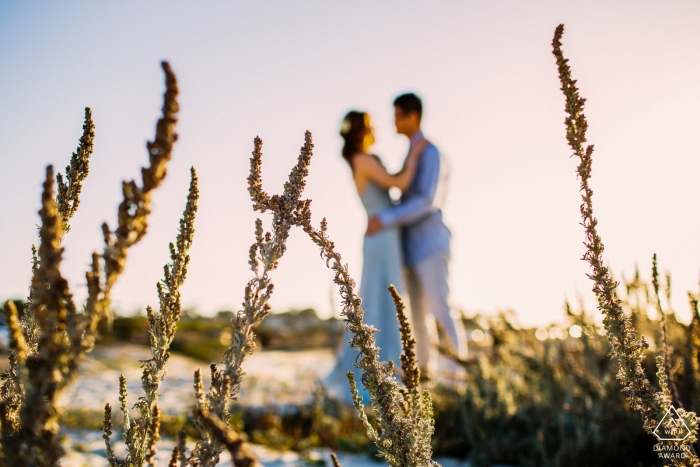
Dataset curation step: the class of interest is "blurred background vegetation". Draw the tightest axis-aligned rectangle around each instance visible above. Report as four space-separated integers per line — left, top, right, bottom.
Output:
106 308 346 363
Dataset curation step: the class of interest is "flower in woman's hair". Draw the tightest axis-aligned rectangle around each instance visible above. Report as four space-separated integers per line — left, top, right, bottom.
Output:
340 118 352 135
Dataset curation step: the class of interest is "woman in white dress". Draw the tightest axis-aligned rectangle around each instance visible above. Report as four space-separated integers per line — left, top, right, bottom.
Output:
322 111 427 404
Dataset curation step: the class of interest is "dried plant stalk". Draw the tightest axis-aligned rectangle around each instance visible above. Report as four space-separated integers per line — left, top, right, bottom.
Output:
83 61 179 352
103 403 117 465
392 286 420 395
652 254 682 407
553 24 698 465
0 61 179 467
56 107 96 236
0 108 96 443
188 133 313 466
302 220 437 466
103 167 199 467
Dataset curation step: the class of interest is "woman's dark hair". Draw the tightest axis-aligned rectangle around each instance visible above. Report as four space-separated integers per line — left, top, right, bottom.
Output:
393 93 423 120
340 110 370 166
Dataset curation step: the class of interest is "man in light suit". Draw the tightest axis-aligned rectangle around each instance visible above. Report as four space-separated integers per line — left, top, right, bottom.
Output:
367 93 464 378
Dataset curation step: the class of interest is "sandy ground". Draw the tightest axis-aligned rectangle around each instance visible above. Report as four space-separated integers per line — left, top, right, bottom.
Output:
6 343 483 466
61 428 475 467
60 343 337 414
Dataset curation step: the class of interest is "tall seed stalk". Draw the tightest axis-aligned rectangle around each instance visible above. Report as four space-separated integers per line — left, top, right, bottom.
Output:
186 133 313 467
0 107 95 439
103 167 199 467
552 24 698 465
0 61 179 467
302 217 438 467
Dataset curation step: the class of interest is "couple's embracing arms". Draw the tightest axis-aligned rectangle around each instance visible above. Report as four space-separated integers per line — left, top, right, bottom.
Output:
378 140 444 228
350 138 429 194
366 140 445 235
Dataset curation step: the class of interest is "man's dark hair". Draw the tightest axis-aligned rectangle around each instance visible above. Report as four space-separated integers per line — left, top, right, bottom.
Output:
393 93 423 119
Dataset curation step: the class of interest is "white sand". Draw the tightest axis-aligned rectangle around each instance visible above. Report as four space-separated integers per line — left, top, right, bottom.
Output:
61 428 476 467
57 344 487 466
60 343 337 414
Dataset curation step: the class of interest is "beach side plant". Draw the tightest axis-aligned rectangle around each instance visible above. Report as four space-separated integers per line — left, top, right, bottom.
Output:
102 167 199 467
430 265 700 466
302 216 438 466
0 61 179 467
553 24 699 465
440 307 648 466
181 130 439 467
184 133 313 467
0 107 95 440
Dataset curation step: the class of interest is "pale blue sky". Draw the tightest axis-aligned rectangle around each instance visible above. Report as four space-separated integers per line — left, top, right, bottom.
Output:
1 1 699 326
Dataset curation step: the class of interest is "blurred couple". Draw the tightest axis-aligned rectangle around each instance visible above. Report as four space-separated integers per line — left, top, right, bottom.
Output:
323 93 465 403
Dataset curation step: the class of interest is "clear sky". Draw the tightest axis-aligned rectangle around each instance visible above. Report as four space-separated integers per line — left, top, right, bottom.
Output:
1 1 699 326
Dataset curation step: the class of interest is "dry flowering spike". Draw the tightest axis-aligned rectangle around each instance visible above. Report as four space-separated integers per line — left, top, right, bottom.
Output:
652 254 682 407
189 133 313 466
0 300 28 439
103 403 118 466
2 301 27 371
302 217 437 466
0 62 180 467
390 285 420 394
17 246 43 357
56 107 96 236
0 108 95 443
553 24 698 464
84 61 179 353
11 165 77 465
103 167 199 467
